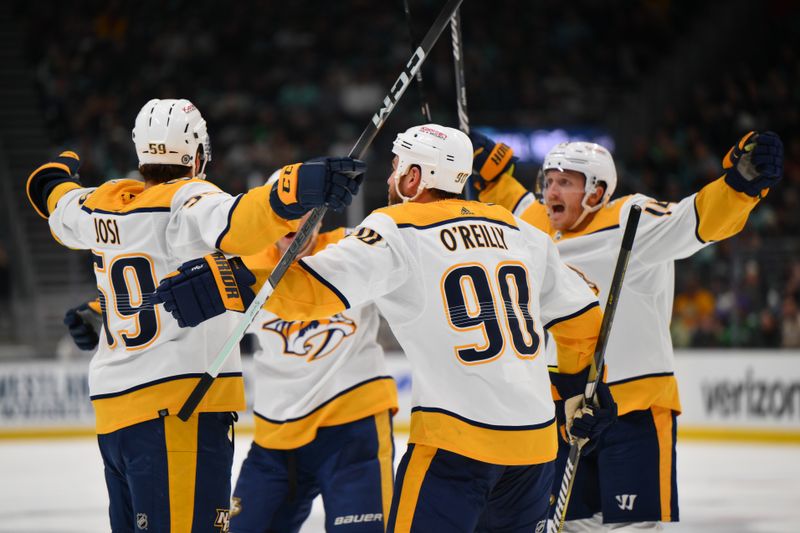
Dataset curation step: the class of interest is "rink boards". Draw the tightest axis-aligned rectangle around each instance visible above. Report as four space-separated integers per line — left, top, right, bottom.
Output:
0 349 798 442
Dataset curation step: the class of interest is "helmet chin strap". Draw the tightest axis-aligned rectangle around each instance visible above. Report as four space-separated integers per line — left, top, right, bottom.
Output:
569 188 606 229
394 169 425 203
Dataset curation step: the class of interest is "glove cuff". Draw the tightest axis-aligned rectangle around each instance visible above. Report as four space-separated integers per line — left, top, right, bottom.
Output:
723 169 762 197
478 143 515 181
204 253 256 312
549 366 591 401
269 176 306 220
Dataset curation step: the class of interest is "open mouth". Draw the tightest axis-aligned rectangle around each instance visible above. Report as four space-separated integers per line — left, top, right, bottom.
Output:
551 205 565 214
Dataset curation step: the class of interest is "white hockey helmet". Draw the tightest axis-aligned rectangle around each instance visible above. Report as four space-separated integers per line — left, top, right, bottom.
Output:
542 141 617 227
391 124 472 201
132 98 211 179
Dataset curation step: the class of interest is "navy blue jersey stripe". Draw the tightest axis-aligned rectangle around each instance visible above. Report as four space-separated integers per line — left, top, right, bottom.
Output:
608 371 675 386
215 194 244 250
544 301 600 330
511 192 534 215
254 375 395 423
89 372 243 400
692 196 707 244
396 216 520 231
298 259 351 309
585 223 620 236
410 406 555 431
80 205 171 216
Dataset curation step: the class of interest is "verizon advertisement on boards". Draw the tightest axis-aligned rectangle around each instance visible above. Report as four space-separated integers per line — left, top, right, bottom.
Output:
675 350 800 432
0 351 798 436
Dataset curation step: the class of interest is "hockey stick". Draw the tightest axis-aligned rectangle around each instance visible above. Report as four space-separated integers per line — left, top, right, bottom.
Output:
450 8 476 200
403 0 433 122
177 0 465 422
548 204 642 533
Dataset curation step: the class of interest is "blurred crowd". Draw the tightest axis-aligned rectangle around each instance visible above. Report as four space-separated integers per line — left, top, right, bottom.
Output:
12 0 800 348
623 0 800 348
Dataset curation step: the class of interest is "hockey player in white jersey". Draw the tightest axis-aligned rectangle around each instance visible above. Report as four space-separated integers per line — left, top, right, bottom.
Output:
468 129 784 531
155 124 618 532
25 98 364 532
229 216 397 532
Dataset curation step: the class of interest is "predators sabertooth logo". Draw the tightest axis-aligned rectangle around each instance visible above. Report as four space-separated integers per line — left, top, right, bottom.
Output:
263 314 356 361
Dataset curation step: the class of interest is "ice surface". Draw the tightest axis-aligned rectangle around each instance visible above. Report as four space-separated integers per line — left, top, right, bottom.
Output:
0 436 798 532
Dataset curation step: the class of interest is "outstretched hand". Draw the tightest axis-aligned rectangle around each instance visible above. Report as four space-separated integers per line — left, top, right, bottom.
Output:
722 131 783 197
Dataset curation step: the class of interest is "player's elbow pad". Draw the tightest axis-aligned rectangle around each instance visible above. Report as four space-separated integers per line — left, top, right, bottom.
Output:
27 151 82 218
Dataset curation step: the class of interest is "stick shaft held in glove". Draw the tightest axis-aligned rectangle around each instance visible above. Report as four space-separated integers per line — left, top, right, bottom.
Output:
178 0 466 422
549 205 641 532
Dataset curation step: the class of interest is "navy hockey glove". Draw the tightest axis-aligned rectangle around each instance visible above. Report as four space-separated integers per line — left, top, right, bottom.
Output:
469 131 517 191
27 151 82 218
63 301 101 351
550 366 590 445
569 381 617 455
270 157 365 219
722 131 783 198
155 253 255 328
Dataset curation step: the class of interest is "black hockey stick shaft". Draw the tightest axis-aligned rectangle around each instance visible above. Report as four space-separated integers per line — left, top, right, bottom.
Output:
178 0 465 422
450 8 475 200
549 205 641 532
403 0 433 121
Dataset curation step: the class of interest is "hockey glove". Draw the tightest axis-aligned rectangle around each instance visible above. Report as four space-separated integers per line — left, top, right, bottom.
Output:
27 151 82 218
722 131 783 198
155 252 255 328
550 367 617 454
568 381 617 455
269 157 365 220
63 301 101 351
469 131 517 191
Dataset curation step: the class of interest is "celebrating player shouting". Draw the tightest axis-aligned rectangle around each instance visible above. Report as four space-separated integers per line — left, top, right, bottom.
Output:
25 98 363 532
155 124 617 532
469 130 784 531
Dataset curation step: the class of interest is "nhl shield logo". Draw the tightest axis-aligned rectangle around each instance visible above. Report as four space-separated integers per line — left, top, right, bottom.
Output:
262 314 357 361
136 513 148 530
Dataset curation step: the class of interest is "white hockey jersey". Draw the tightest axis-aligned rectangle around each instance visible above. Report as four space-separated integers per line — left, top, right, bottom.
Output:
481 174 763 415
47 177 298 433
242 228 397 450
259 200 601 466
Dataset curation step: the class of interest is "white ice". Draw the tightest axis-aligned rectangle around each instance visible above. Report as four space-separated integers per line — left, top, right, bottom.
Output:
0 436 798 532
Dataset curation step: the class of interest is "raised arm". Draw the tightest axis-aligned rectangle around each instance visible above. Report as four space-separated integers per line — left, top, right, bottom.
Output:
469 131 539 216
623 131 783 266
167 158 364 259
26 151 95 249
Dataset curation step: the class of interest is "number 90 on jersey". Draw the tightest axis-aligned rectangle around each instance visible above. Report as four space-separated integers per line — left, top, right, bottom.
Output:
440 261 540 365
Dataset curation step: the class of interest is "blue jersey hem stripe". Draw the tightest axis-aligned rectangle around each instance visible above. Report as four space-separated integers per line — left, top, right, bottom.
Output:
253 375 395 424
215 194 243 250
544 301 600 330
410 406 555 431
89 372 243 400
298 259 351 309
397 216 520 231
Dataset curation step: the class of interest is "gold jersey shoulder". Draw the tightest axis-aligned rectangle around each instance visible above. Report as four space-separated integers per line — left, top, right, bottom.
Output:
522 194 634 240
81 177 218 214
374 199 519 229
244 227 347 272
